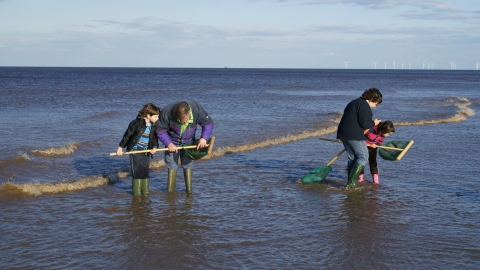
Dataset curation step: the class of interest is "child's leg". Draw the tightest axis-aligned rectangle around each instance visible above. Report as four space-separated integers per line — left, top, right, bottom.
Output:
368 147 378 175
368 148 380 183
130 154 150 196
141 178 149 195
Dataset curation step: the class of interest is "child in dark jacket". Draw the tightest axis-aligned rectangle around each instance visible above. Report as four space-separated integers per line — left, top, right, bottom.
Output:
358 120 395 184
116 103 160 196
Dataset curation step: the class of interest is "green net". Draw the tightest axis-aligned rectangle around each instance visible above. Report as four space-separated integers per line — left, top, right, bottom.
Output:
299 165 332 184
379 140 412 161
182 139 210 160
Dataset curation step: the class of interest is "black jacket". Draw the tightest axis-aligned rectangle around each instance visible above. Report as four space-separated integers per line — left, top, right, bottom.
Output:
119 116 159 152
337 97 375 141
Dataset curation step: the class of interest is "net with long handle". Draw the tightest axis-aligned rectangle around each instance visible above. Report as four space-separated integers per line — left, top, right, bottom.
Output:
378 140 414 161
318 138 414 162
181 136 216 160
298 149 345 184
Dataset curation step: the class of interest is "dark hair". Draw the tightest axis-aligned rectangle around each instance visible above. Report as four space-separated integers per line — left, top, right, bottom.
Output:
377 120 395 135
361 88 383 104
138 103 160 117
172 101 190 120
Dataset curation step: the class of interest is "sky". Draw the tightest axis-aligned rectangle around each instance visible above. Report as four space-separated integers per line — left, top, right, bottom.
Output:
0 0 479 69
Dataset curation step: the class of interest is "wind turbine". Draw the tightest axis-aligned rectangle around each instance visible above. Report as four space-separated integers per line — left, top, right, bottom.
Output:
409 63 411 69
476 62 479 70
422 61 425 70
345 62 348 69
374 62 377 69
393 60 396 69
428 63 431 69
384 63 387 69
431 63 435 69
401 61 405 69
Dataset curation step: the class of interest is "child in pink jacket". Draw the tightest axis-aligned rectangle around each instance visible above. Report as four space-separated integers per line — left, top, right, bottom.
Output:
358 121 395 184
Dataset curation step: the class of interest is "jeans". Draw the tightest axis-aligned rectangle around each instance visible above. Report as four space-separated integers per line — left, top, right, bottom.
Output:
341 139 369 169
164 150 194 169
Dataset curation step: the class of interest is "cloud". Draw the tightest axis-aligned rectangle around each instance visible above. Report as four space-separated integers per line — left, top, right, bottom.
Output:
254 0 459 11
399 11 470 20
94 17 296 42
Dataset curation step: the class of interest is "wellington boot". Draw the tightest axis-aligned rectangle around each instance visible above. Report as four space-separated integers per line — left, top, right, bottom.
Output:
141 178 149 195
132 179 142 196
372 174 379 184
358 174 364 183
347 164 353 178
346 163 364 189
184 168 193 194
167 169 177 193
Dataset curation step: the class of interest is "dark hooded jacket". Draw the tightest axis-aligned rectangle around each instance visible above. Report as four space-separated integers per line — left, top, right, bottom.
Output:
119 116 159 152
337 97 375 141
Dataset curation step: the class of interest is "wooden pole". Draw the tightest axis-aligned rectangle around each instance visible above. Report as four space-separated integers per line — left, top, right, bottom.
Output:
110 136 216 156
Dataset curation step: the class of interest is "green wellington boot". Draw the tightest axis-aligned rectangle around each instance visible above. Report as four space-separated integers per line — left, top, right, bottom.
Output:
167 169 177 193
184 168 193 194
132 179 142 196
346 163 365 189
141 178 149 195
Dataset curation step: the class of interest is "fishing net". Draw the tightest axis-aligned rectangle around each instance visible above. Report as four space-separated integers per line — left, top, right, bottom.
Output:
379 140 413 161
299 149 345 184
182 139 211 160
299 165 332 184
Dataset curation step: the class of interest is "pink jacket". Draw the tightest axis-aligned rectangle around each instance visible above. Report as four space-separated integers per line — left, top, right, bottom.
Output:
365 126 385 146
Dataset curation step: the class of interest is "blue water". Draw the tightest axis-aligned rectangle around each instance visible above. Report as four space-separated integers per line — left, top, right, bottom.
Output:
0 67 479 269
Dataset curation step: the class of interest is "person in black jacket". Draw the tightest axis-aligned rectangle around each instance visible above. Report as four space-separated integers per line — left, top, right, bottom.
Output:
337 88 382 189
116 103 160 196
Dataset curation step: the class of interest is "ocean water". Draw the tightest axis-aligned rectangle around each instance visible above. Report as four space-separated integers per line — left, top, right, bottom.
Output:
0 67 479 269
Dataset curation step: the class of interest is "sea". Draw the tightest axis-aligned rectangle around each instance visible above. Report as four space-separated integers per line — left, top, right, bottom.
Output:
1 67 479 269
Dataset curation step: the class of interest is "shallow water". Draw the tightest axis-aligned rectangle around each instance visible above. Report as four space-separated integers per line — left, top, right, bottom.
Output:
1 68 479 269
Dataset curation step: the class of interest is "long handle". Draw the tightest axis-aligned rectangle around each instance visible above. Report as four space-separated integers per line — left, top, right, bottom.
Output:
110 145 204 156
319 138 404 151
326 149 345 166
394 140 414 161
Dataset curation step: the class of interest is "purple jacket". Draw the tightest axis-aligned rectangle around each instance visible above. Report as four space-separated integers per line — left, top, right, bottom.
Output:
155 101 214 146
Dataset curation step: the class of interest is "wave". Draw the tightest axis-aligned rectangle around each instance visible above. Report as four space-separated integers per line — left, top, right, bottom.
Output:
32 142 79 156
0 153 31 167
149 125 340 169
396 97 474 126
1 174 121 196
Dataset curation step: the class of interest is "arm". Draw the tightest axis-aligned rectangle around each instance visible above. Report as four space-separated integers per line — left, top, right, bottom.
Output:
192 102 214 149
357 100 380 130
117 120 137 155
154 109 174 147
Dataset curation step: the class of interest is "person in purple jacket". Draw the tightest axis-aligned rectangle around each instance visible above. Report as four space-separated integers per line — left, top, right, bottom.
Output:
155 101 214 194
358 120 395 184
337 88 382 189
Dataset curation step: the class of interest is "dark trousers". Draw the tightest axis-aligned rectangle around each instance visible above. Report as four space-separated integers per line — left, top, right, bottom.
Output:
361 147 379 175
129 152 151 179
